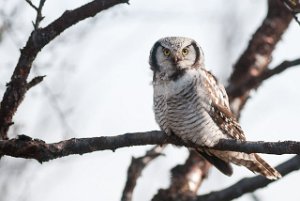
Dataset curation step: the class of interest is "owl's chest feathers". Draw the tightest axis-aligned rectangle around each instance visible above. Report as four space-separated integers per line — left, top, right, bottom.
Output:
154 71 206 131
153 70 225 146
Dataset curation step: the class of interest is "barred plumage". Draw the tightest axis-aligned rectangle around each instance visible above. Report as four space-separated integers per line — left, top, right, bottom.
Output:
150 36 281 180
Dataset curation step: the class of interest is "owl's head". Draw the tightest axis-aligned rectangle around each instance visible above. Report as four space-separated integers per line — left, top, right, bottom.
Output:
149 37 204 81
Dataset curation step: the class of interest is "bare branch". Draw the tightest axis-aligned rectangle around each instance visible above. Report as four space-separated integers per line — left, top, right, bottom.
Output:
25 0 38 11
0 131 164 162
1 131 300 162
121 145 166 201
226 58 300 98
34 0 46 30
213 139 300 155
196 155 300 201
0 0 127 139
226 0 293 117
25 0 46 29
27 75 46 90
263 58 300 79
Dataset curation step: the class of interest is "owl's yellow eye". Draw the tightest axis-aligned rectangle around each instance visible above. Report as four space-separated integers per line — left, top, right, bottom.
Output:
163 48 171 56
182 48 189 56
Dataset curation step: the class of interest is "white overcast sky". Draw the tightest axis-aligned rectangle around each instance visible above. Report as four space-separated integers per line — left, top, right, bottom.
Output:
0 0 300 201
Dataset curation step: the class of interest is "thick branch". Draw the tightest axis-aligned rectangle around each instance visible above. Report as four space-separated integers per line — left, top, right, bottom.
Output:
0 131 164 162
1 131 300 162
227 0 293 116
196 155 300 201
0 0 127 139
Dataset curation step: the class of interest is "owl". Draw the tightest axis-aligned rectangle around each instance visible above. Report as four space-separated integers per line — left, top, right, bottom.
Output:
149 36 281 180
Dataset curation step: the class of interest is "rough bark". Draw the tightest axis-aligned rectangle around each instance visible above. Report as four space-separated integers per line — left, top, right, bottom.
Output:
227 0 293 116
1 133 300 162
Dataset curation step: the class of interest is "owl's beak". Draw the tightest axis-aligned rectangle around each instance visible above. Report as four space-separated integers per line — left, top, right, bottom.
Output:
172 54 183 64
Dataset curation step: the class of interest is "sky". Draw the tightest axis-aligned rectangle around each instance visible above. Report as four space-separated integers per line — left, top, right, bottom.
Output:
0 0 300 201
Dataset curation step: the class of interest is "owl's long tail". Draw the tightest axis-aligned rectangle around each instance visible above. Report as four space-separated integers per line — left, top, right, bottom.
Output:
196 148 233 176
206 150 282 180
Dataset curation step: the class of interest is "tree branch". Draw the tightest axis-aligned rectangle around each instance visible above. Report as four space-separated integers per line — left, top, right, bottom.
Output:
213 139 300 155
262 58 300 79
226 58 300 98
25 0 38 11
33 0 46 30
27 75 46 90
226 0 293 117
0 0 127 139
1 131 300 162
196 155 300 201
121 145 166 201
25 0 47 30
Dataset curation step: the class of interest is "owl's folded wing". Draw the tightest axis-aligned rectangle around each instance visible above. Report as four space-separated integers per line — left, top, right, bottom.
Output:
202 69 246 141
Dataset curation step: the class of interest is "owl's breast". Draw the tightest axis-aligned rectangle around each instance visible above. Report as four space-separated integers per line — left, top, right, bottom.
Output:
153 70 225 146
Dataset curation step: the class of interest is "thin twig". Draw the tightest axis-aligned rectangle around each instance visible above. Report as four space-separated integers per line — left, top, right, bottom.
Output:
227 58 300 100
25 0 46 29
25 0 38 11
33 0 46 30
262 58 300 79
27 75 46 90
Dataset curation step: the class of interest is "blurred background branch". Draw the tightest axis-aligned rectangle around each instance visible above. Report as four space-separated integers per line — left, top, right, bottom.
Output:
196 155 300 201
227 0 293 117
25 0 46 30
121 145 166 201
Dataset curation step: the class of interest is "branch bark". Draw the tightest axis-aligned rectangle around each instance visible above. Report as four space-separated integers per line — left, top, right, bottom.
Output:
226 0 293 117
27 75 46 89
0 0 127 139
196 155 300 201
1 132 300 162
226 58 300 99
